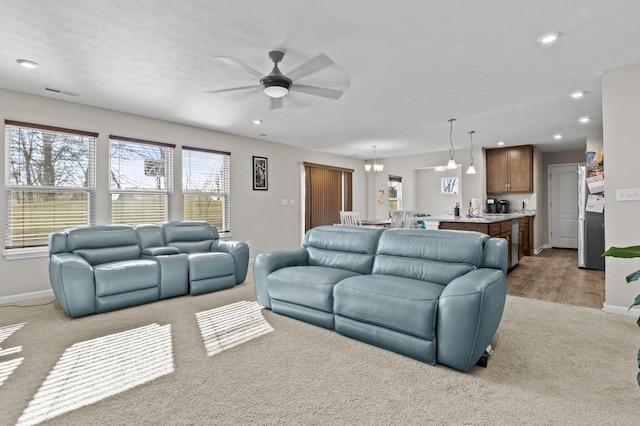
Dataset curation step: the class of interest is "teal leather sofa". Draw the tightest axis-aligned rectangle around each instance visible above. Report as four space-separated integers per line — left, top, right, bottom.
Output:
253 226 508 372
48 221 249 318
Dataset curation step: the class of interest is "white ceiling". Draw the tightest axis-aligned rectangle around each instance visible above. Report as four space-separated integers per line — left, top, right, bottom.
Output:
2 0 640 161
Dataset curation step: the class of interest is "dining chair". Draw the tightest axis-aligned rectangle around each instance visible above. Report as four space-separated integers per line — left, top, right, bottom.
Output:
403 210 415 228
389 210 404 228
340 211 362 226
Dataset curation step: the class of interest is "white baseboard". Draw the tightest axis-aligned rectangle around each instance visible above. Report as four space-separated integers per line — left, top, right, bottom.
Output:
0 289 54 305
603 303 640 317
534 244 550 255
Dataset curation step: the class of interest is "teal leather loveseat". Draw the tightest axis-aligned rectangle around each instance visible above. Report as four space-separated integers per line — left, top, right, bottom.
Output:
48 221 249 318
253 226 508 372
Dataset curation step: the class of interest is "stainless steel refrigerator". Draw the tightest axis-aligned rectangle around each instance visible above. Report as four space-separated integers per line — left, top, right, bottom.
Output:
577 164 605 270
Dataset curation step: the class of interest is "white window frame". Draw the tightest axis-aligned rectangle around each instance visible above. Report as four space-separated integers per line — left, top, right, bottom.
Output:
4 120 97 258
182 146 231 236
389 175 402 211
109 135 175 225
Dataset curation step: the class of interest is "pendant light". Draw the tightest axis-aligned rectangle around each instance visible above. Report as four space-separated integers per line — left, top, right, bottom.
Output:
466 130 477 174
446 118 457 169
364 145 384 173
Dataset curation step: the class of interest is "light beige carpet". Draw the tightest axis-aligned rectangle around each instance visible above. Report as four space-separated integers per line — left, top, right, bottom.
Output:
0 277 638 425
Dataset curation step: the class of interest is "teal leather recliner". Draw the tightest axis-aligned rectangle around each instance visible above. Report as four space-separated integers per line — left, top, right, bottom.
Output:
254 226 508 372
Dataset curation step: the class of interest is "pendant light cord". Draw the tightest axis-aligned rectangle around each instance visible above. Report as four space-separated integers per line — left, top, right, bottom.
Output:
448 118 456 160
468 130 475 165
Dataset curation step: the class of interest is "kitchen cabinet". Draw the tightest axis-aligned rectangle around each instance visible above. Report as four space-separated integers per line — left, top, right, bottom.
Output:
486 145 533 194
520 215 534 256
500 220 513 268
439 219 514 268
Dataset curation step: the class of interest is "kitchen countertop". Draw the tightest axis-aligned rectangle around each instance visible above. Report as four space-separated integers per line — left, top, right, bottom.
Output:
414 210 536 224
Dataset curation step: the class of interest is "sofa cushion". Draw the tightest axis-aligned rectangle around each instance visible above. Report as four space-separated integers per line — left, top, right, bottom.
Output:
67 225 141 265
268 266 361 313
94 259 160 297
304 226 385 274
162 220 217 254
334 274 444 340
373 229 486 285
189 252 235 281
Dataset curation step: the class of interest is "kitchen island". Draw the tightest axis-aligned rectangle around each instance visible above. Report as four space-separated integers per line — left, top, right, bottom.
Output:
414 211 535 269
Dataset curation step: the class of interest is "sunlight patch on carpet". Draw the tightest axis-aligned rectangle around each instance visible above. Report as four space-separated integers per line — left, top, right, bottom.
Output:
196 300 273 356
16 323 173 426
0 323 25 387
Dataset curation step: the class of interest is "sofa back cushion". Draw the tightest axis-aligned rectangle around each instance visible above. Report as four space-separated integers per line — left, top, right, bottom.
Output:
303 226 385 274
66 225 141 266
135 224 165 249
162 220 218 253
373 229 488 285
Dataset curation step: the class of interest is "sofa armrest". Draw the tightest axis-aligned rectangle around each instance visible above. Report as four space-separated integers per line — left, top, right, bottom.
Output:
142 246 181 256
481 237 508 276
436 268 507 371
253 248 309 309
214 240 250 284
49 253 96 318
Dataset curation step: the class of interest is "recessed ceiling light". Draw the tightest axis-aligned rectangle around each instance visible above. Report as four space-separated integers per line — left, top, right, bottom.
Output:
497 141 505 146
554 134 562 140
252 119 263 125
537 32 560 45
16 59 39 69
570 91 585 99
579 117 590 123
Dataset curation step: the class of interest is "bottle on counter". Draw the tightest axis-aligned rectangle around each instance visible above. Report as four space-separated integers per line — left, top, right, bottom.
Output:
454 202 460 217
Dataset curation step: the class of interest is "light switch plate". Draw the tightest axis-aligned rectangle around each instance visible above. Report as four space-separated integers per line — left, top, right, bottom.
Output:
616 188 640 201
281 199 289 205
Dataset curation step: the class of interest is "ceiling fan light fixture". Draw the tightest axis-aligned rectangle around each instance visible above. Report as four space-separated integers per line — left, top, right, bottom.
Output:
263 83 289 98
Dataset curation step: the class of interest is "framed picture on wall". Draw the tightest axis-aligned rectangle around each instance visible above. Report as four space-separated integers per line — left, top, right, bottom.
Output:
441 177 459 194
253 156 268 190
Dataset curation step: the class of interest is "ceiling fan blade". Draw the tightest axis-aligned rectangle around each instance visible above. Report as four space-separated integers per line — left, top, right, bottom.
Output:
212 56 264 79
270 97 283 110
206 85 259 94
286 53 334 81
290 84 345 100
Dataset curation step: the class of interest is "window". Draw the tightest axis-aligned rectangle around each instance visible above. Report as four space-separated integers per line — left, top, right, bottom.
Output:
389 175 402 211
182 146 231 233
4 120 96 250
109 135 174 225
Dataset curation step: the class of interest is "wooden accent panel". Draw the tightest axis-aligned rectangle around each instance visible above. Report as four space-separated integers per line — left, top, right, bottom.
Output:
304 163 353 232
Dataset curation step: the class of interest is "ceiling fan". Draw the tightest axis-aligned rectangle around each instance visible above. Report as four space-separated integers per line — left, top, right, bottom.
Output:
207 50 349 109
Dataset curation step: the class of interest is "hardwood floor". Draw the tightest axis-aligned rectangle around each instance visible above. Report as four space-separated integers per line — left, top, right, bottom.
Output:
507 248 605 309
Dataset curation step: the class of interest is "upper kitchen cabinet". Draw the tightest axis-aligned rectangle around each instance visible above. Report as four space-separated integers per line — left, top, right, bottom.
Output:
486 145 533 194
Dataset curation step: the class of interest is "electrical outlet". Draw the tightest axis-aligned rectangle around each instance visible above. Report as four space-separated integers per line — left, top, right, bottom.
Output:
616 188 640 201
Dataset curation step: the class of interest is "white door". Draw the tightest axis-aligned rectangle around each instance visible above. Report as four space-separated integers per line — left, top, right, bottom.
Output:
549 163 579 248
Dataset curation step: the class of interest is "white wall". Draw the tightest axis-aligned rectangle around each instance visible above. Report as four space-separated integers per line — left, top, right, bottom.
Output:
0 89 366 299
365 146 486 219
602 62 640 314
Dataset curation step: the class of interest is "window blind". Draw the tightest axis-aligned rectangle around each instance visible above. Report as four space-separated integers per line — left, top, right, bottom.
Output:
182 146 231 233
109 136 174 225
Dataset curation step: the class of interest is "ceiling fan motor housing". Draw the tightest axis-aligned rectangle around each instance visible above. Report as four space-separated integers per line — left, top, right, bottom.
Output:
261 62 292 97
